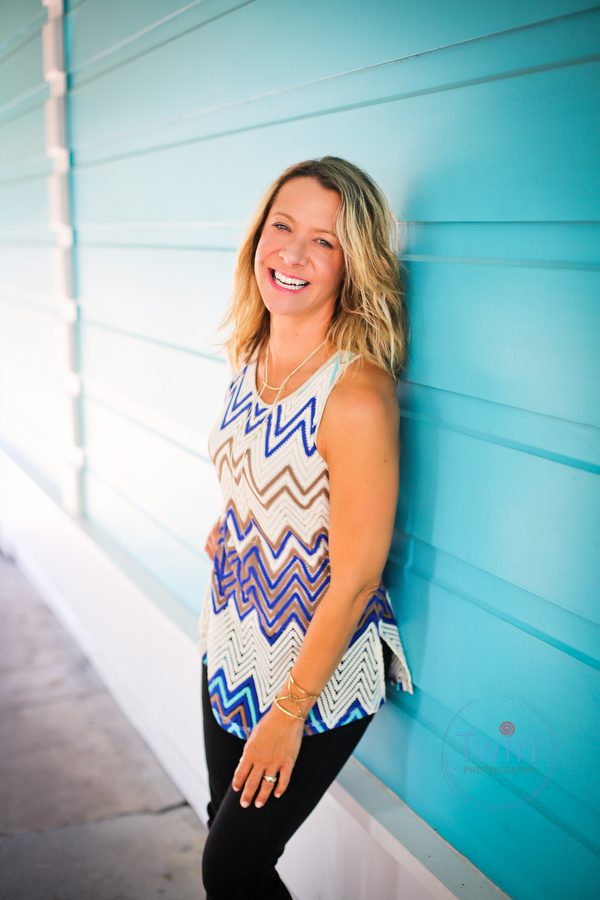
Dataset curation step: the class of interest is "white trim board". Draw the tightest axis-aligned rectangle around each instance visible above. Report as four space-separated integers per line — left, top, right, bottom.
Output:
0 444 506 900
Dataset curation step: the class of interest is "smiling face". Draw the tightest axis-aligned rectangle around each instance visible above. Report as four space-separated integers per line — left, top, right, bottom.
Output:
253 177 346 324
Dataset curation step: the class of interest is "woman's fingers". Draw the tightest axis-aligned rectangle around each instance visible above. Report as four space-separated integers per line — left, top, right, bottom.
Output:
232 762 259 806
238 767 266 808
252 771 278 808
231 755 253 797
272 758 293 798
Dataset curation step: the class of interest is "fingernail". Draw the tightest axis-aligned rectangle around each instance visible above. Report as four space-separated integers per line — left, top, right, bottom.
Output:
255 801 263 808
240 800 248 807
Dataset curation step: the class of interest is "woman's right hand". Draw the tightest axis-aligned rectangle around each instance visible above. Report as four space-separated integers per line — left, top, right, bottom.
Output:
204 518 221 560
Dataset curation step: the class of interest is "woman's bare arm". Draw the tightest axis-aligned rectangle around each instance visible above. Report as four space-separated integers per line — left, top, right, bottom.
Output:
271 362 400 720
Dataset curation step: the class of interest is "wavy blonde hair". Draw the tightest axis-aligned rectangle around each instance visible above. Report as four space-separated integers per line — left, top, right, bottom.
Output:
217 156 410 379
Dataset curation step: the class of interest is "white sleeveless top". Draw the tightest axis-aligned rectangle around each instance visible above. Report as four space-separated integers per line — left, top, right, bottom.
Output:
196 347 413 739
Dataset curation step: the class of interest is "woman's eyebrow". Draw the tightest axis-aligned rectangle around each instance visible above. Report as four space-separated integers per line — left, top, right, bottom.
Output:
271 210 336 237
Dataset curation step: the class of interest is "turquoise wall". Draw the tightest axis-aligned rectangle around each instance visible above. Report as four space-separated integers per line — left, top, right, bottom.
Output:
1 2 599 897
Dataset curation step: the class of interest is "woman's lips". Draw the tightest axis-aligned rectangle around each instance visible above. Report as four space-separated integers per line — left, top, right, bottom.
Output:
268 268 310 293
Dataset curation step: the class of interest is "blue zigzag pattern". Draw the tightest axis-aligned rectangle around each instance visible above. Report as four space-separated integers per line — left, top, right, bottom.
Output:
208 666 262 741
208 662 385 738
219 365 321 457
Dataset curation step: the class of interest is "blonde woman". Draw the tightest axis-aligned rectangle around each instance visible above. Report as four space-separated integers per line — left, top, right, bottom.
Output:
197 156 414 899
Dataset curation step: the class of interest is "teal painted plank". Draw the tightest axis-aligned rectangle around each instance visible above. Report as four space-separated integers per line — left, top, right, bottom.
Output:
0 32 46 117
0 0 45 56
0 301 64 375
0 177 49 230
80 322 230 457
398 380 598 475
76 245 231 357
0 105 49 180
406 263 600 427
84 467 215 617
404 222 600 270
0 246 55 303
65 0 240 77
68 6 600 166
82 398 224 608
397 423 599 621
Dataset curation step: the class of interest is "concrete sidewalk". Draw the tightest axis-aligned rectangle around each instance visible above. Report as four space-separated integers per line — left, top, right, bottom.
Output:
0 550 207 900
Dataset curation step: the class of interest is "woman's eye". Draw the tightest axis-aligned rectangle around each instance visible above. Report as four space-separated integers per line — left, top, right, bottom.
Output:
272 223 333 249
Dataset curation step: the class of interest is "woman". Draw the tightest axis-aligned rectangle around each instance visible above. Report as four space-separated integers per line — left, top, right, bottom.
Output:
196 156 414 899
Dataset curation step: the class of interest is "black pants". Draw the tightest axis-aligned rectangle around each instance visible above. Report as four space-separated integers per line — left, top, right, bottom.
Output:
201 661 375 899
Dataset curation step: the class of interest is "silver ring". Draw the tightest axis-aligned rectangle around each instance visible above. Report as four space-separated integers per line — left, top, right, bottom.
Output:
263 773 277 783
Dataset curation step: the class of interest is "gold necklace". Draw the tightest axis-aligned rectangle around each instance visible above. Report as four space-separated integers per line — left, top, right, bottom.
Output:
258 338 328 405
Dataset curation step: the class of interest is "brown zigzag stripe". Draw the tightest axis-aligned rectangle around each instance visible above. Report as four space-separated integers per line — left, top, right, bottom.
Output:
209 688 254 735
245 446 330 507
240 551 330 596
212 435 330 509
219 499 330 565
232 523 329 581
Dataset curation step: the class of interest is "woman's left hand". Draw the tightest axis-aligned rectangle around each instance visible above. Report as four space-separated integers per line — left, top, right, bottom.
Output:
231 704 305 808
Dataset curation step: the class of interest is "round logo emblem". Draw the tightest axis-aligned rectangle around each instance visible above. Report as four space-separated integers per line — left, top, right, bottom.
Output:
440 692 558 811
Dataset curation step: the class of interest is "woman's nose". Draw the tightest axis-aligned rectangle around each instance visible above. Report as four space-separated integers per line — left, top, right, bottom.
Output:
279 236 308 266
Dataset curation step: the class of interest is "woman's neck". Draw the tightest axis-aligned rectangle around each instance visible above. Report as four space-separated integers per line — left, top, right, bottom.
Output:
264 319 334 375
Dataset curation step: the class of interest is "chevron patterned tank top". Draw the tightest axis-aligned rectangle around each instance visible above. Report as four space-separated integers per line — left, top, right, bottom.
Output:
196 346 414 739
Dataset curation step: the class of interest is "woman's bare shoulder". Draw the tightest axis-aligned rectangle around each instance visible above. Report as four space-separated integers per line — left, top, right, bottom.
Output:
317 357 399 458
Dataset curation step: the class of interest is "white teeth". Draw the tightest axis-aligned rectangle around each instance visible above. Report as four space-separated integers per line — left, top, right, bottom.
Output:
273 269 309 288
